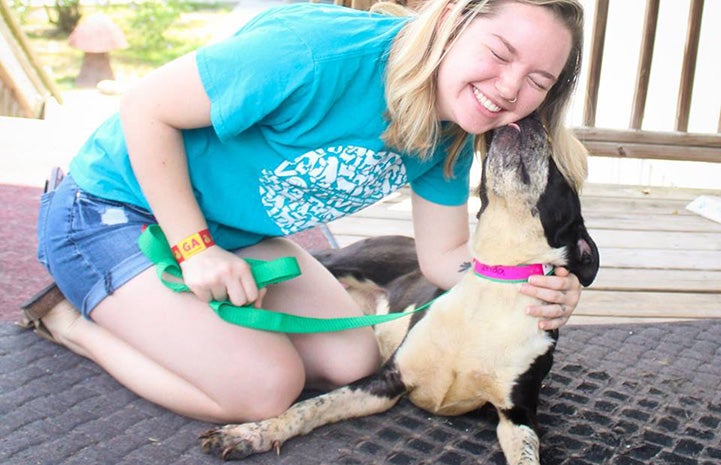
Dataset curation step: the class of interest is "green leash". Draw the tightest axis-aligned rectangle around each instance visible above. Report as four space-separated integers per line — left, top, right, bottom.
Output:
137 225 438 333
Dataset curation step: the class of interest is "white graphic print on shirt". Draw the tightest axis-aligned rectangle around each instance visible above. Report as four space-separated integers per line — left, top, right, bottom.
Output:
259 145 407 234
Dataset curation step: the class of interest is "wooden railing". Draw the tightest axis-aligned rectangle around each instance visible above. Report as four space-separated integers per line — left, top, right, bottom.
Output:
575 0 720 163
0 0 61 118
334 0 720 164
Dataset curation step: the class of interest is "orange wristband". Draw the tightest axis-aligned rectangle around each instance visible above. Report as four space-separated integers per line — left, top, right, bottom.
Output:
171 229 214 263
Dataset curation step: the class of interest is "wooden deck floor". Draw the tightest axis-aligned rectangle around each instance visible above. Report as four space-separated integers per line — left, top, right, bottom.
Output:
327 183 721 325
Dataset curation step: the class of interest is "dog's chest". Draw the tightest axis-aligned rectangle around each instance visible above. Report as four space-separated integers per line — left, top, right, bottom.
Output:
394 281 554 415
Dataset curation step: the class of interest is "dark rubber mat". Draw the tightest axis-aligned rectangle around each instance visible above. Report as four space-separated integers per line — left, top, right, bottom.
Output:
2 320 721 465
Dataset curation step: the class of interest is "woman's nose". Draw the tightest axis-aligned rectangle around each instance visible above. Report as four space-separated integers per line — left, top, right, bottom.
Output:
496 70 522 103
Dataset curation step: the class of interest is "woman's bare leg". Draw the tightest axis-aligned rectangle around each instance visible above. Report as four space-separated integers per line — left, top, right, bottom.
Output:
40 237 380 423
43 294 289 422
240 238 381 389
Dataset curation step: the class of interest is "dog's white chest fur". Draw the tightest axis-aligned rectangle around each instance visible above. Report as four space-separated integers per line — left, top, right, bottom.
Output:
394 276 554 416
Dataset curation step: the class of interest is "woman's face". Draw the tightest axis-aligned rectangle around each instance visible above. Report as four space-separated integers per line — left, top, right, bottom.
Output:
435 2 572 134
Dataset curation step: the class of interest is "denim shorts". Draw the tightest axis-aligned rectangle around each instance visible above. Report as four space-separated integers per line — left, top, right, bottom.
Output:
37 174 157 318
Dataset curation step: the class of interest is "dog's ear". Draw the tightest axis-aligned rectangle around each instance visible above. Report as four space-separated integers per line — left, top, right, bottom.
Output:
565 223 600 287
537 159 600 287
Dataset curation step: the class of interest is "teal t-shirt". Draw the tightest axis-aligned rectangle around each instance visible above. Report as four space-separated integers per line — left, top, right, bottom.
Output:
69 3 473 250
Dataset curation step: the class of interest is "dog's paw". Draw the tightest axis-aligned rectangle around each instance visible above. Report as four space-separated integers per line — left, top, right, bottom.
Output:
200 423 279 460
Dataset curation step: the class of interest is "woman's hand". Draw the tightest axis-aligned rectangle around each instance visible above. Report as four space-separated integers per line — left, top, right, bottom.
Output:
179 246 266 308
520 267 582 330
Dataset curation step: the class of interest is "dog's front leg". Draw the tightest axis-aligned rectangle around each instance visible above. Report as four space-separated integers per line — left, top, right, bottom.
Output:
496 410 540 465
201 361 406 460
495 336 557 465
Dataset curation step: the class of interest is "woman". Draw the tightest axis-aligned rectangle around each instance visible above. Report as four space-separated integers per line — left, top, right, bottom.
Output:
29 0 587 423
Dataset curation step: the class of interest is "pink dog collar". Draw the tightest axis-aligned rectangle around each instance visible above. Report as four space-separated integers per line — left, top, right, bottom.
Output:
472 258 554 283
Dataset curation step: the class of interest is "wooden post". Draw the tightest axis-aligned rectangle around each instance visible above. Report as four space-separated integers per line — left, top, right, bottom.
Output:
629 0 659 130
583 0 609 128
0 0 63 105
675 0 704 132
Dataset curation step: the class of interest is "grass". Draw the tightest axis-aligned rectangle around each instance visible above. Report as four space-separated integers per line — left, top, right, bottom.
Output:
19 2 234 89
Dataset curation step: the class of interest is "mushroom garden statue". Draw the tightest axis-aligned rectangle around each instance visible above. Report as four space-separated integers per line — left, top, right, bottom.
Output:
68 13 128 88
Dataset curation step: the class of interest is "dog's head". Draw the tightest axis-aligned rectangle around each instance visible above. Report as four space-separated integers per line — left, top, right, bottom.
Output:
475 114 599 286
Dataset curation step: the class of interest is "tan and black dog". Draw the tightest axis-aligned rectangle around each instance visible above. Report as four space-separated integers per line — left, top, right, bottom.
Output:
201 114 600 465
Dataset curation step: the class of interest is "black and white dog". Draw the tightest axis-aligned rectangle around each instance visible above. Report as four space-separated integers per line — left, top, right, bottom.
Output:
201 114 600 465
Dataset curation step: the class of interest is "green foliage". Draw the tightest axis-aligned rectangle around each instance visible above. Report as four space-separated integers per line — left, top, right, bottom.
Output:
128 0 182 51
21 2 233 88
9 0 30 23
117 0 211 66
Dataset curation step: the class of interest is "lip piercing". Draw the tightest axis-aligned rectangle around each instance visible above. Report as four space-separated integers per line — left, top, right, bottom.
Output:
508 96 518 103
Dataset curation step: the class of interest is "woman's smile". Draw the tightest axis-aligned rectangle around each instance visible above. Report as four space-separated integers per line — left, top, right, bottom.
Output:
472 86 502 113
435 2 572 134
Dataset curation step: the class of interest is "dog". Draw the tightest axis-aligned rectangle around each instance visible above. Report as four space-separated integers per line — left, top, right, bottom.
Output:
200 113 600 465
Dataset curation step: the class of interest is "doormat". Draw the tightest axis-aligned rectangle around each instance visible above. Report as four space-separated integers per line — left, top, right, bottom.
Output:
2 320 720 465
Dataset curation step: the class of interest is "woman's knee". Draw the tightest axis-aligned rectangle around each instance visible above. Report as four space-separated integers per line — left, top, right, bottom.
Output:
210 351 307 423
314 328 381 388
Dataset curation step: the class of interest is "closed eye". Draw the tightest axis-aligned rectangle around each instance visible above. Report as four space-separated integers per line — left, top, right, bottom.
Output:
489 48 510 63
528 77 550 91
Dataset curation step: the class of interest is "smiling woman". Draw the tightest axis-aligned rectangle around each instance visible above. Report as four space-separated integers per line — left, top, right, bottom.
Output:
382 0 587 190
25 0 588 426
434 3 572 135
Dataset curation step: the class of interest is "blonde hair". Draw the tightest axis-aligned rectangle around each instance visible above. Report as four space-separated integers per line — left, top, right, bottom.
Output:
375 0 588 191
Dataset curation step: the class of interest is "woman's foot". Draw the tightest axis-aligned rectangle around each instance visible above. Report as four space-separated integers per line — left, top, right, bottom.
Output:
19 283 88 357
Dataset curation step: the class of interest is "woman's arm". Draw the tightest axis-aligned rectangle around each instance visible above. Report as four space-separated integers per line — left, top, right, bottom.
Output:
120 53 259 306
410 190 471 290
120 53 210 244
